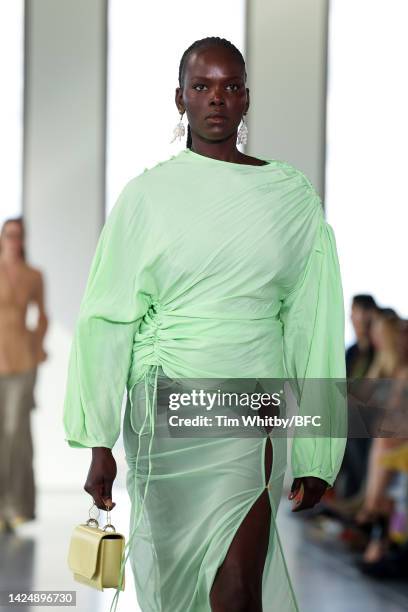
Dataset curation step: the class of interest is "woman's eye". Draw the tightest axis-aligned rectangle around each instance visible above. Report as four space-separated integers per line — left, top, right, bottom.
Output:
193 84 240 92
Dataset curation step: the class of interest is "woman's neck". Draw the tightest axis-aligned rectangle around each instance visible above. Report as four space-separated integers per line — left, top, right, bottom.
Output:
0 254 23 266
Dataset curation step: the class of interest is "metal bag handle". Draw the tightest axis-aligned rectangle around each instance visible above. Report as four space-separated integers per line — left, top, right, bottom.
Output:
86 501 116 532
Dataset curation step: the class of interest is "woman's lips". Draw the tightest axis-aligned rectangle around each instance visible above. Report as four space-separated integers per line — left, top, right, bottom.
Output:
206 116 228 124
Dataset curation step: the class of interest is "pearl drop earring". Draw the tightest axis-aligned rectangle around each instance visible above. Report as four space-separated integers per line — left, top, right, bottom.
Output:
170 111 186 143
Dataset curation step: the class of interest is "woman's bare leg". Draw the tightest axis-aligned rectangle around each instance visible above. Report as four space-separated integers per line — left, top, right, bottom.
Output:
210 436 273 612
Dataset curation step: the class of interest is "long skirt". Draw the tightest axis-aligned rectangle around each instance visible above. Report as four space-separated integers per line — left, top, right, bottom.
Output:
113 365 300 612
0 367 37 523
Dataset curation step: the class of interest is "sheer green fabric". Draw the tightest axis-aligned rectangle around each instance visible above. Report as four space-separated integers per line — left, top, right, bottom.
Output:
63 148 347 611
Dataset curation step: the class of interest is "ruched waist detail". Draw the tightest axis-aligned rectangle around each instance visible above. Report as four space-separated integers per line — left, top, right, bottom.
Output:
127 299 285 389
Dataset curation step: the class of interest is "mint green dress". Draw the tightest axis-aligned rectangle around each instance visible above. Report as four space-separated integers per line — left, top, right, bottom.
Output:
63 148 347 612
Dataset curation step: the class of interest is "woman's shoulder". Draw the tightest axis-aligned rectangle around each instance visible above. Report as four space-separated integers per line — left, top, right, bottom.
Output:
140 153 179 178
14 263 44 295
268 159 324 228
22 262 43 279
272 158 321 202
108 158 174 225
119 154 177 194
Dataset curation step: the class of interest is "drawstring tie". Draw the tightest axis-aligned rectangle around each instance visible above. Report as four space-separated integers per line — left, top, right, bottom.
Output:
109 363 159 612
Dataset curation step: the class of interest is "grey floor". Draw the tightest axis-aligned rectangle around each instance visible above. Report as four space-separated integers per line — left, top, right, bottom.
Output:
1 489 408 612
279 508 408 612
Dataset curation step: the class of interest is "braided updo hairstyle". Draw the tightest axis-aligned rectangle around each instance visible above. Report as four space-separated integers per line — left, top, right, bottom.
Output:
178 37 247 149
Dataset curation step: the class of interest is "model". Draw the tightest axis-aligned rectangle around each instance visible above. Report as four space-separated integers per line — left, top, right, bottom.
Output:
63 37 347 612
0 217 48 532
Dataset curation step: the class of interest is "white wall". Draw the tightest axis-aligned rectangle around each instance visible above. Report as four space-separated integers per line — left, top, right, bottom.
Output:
246 0 328 198
326 0 408 344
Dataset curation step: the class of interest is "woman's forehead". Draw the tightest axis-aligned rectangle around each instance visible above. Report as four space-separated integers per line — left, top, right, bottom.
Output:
185 46 243 75
3 222 22 233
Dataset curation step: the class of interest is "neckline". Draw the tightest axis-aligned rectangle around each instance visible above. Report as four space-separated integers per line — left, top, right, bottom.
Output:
182 148 275 168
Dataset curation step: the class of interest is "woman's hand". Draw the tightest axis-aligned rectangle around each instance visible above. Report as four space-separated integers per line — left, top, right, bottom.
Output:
288 476 329 512
35 345 48 364
27 330 48 364
84 447 117 510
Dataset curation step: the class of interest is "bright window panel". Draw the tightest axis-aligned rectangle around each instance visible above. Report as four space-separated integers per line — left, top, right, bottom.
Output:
326 0 408 345
106 0 246 214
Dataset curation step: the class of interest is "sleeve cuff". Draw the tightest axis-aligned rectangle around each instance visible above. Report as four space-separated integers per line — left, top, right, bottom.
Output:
291 469 336 488
65 437 114 450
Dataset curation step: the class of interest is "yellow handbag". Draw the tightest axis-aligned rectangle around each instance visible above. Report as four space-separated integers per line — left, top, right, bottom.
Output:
67 504 126 591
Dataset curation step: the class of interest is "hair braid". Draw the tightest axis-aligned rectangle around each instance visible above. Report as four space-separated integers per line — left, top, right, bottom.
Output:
178 37 246 149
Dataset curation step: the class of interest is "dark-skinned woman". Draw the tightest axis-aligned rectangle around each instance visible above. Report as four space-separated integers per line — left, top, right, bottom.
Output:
63 37 347 612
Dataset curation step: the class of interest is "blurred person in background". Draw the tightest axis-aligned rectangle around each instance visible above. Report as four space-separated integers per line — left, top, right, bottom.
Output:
361 332 408 580
337 295 378 503
347 294 377 378
0 217 48 533
307 307 406 559
364 307 400 379
355 313 408 568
